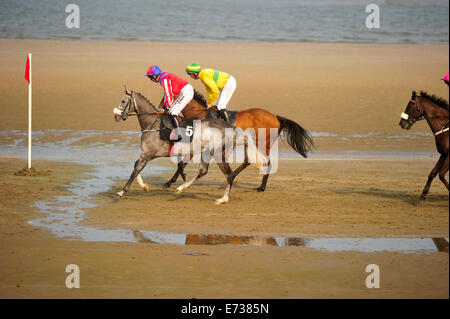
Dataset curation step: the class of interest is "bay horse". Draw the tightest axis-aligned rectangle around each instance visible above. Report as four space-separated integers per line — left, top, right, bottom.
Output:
137 90 315 192
113 87 269 204
399 90 449 200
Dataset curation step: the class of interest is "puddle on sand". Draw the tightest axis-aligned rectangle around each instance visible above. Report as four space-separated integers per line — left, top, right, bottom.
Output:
0 130 447 254
0 130 172 242
133 230 449 254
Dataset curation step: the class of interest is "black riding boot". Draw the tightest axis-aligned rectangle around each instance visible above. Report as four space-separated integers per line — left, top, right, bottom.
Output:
171 115 182 141
219 109 231 124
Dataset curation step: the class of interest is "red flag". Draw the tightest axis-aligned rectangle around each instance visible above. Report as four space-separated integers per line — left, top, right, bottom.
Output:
25 55 30 84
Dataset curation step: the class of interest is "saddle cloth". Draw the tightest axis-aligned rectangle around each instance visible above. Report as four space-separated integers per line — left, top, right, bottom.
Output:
159 108 238 142
160 114 195 142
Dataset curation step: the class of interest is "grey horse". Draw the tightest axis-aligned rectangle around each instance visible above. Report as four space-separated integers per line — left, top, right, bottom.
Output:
113 87 270 204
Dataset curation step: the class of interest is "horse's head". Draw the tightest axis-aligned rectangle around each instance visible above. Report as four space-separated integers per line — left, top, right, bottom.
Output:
113 86 136 122
399 91 424 130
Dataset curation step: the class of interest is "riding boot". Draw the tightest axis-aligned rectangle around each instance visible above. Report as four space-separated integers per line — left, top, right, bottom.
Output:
171 115 182 141
219 109 231 124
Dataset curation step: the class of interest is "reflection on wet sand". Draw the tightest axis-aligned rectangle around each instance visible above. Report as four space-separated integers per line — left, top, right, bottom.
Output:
133 231 449 253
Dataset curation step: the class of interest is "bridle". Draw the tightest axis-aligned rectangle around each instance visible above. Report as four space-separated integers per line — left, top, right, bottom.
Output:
401 97 449 136
400 99 425 126
114 91 161 120
113 93 135 121
114 91 166 133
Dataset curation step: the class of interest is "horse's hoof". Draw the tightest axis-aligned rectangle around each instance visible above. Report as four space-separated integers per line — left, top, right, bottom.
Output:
163 182 172 188
420 196 426 202
176 187 183 194
215 198 228 205
115 191 125 198
143 184 149 192
255 187 265 192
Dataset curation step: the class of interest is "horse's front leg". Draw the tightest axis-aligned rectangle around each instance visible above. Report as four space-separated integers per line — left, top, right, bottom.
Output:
176 158 210 194
163 161 189 188
438 154 449 190
116 153 155 197
136 173 149 192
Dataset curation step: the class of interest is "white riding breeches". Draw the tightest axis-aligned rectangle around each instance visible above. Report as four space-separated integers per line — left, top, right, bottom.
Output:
216 75 236 110
169 84 194 116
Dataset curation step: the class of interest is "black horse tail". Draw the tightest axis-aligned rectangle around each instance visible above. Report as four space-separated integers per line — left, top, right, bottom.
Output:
276 115 315 158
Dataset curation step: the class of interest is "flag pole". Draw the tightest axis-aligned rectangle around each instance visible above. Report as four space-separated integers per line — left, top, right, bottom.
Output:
28 53 32 169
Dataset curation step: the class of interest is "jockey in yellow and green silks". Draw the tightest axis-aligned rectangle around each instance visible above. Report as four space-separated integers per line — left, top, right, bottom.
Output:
185 63 236 123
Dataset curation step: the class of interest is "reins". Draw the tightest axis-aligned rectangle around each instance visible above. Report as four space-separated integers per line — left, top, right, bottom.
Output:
434 120 449 136
120 91 166 133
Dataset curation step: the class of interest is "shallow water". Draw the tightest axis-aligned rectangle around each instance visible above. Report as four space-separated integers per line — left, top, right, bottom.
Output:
0 129 446 253
0 129 438 160
134 230 449 253
0 0 448 44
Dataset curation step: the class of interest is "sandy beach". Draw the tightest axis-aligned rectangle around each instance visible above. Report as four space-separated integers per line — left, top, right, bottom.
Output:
0 156 448 299
0 39 448 299
0 39 448 135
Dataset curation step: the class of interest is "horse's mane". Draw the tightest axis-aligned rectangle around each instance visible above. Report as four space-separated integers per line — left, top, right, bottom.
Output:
134 91 154 106
133 91 160 111
193 89 208 108
420 91 449 111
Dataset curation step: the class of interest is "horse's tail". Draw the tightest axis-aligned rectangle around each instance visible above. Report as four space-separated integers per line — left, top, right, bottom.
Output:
235 128 271 174
276 115 315 158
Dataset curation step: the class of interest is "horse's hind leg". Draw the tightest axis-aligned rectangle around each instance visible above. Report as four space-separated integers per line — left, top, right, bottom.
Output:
232 162 250 180
176 158 210 194
164 161 189 188
420 154 445 200
231 143 270 192
230 142 250 184
116 153 154 197
256 133 273 192
215 162 234 205
256 174 270 192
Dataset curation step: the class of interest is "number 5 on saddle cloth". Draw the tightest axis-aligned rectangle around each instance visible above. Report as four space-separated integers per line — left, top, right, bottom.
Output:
160 113 195 142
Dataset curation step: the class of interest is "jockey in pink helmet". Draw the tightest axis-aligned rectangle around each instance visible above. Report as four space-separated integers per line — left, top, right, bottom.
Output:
146 65 194 140
441 72 449 86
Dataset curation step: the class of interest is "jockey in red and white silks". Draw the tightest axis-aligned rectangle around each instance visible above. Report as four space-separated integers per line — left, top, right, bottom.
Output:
146 65 194 140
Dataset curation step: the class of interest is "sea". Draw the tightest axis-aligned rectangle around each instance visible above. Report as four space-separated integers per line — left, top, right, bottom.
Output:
0 0 448 44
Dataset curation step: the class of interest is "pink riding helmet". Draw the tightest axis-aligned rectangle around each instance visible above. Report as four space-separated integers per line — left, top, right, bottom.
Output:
441 72 449 82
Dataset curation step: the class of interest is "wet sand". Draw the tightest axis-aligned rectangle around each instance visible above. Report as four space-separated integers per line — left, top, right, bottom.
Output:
86 157 449 238
0 39 448 298
0 157 448 298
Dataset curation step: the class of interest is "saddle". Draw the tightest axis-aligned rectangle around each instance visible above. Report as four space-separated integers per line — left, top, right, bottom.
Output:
205 106 238 124
160 113 195 142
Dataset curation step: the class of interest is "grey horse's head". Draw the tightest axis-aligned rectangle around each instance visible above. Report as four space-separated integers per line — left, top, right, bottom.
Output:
113 85 135 122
